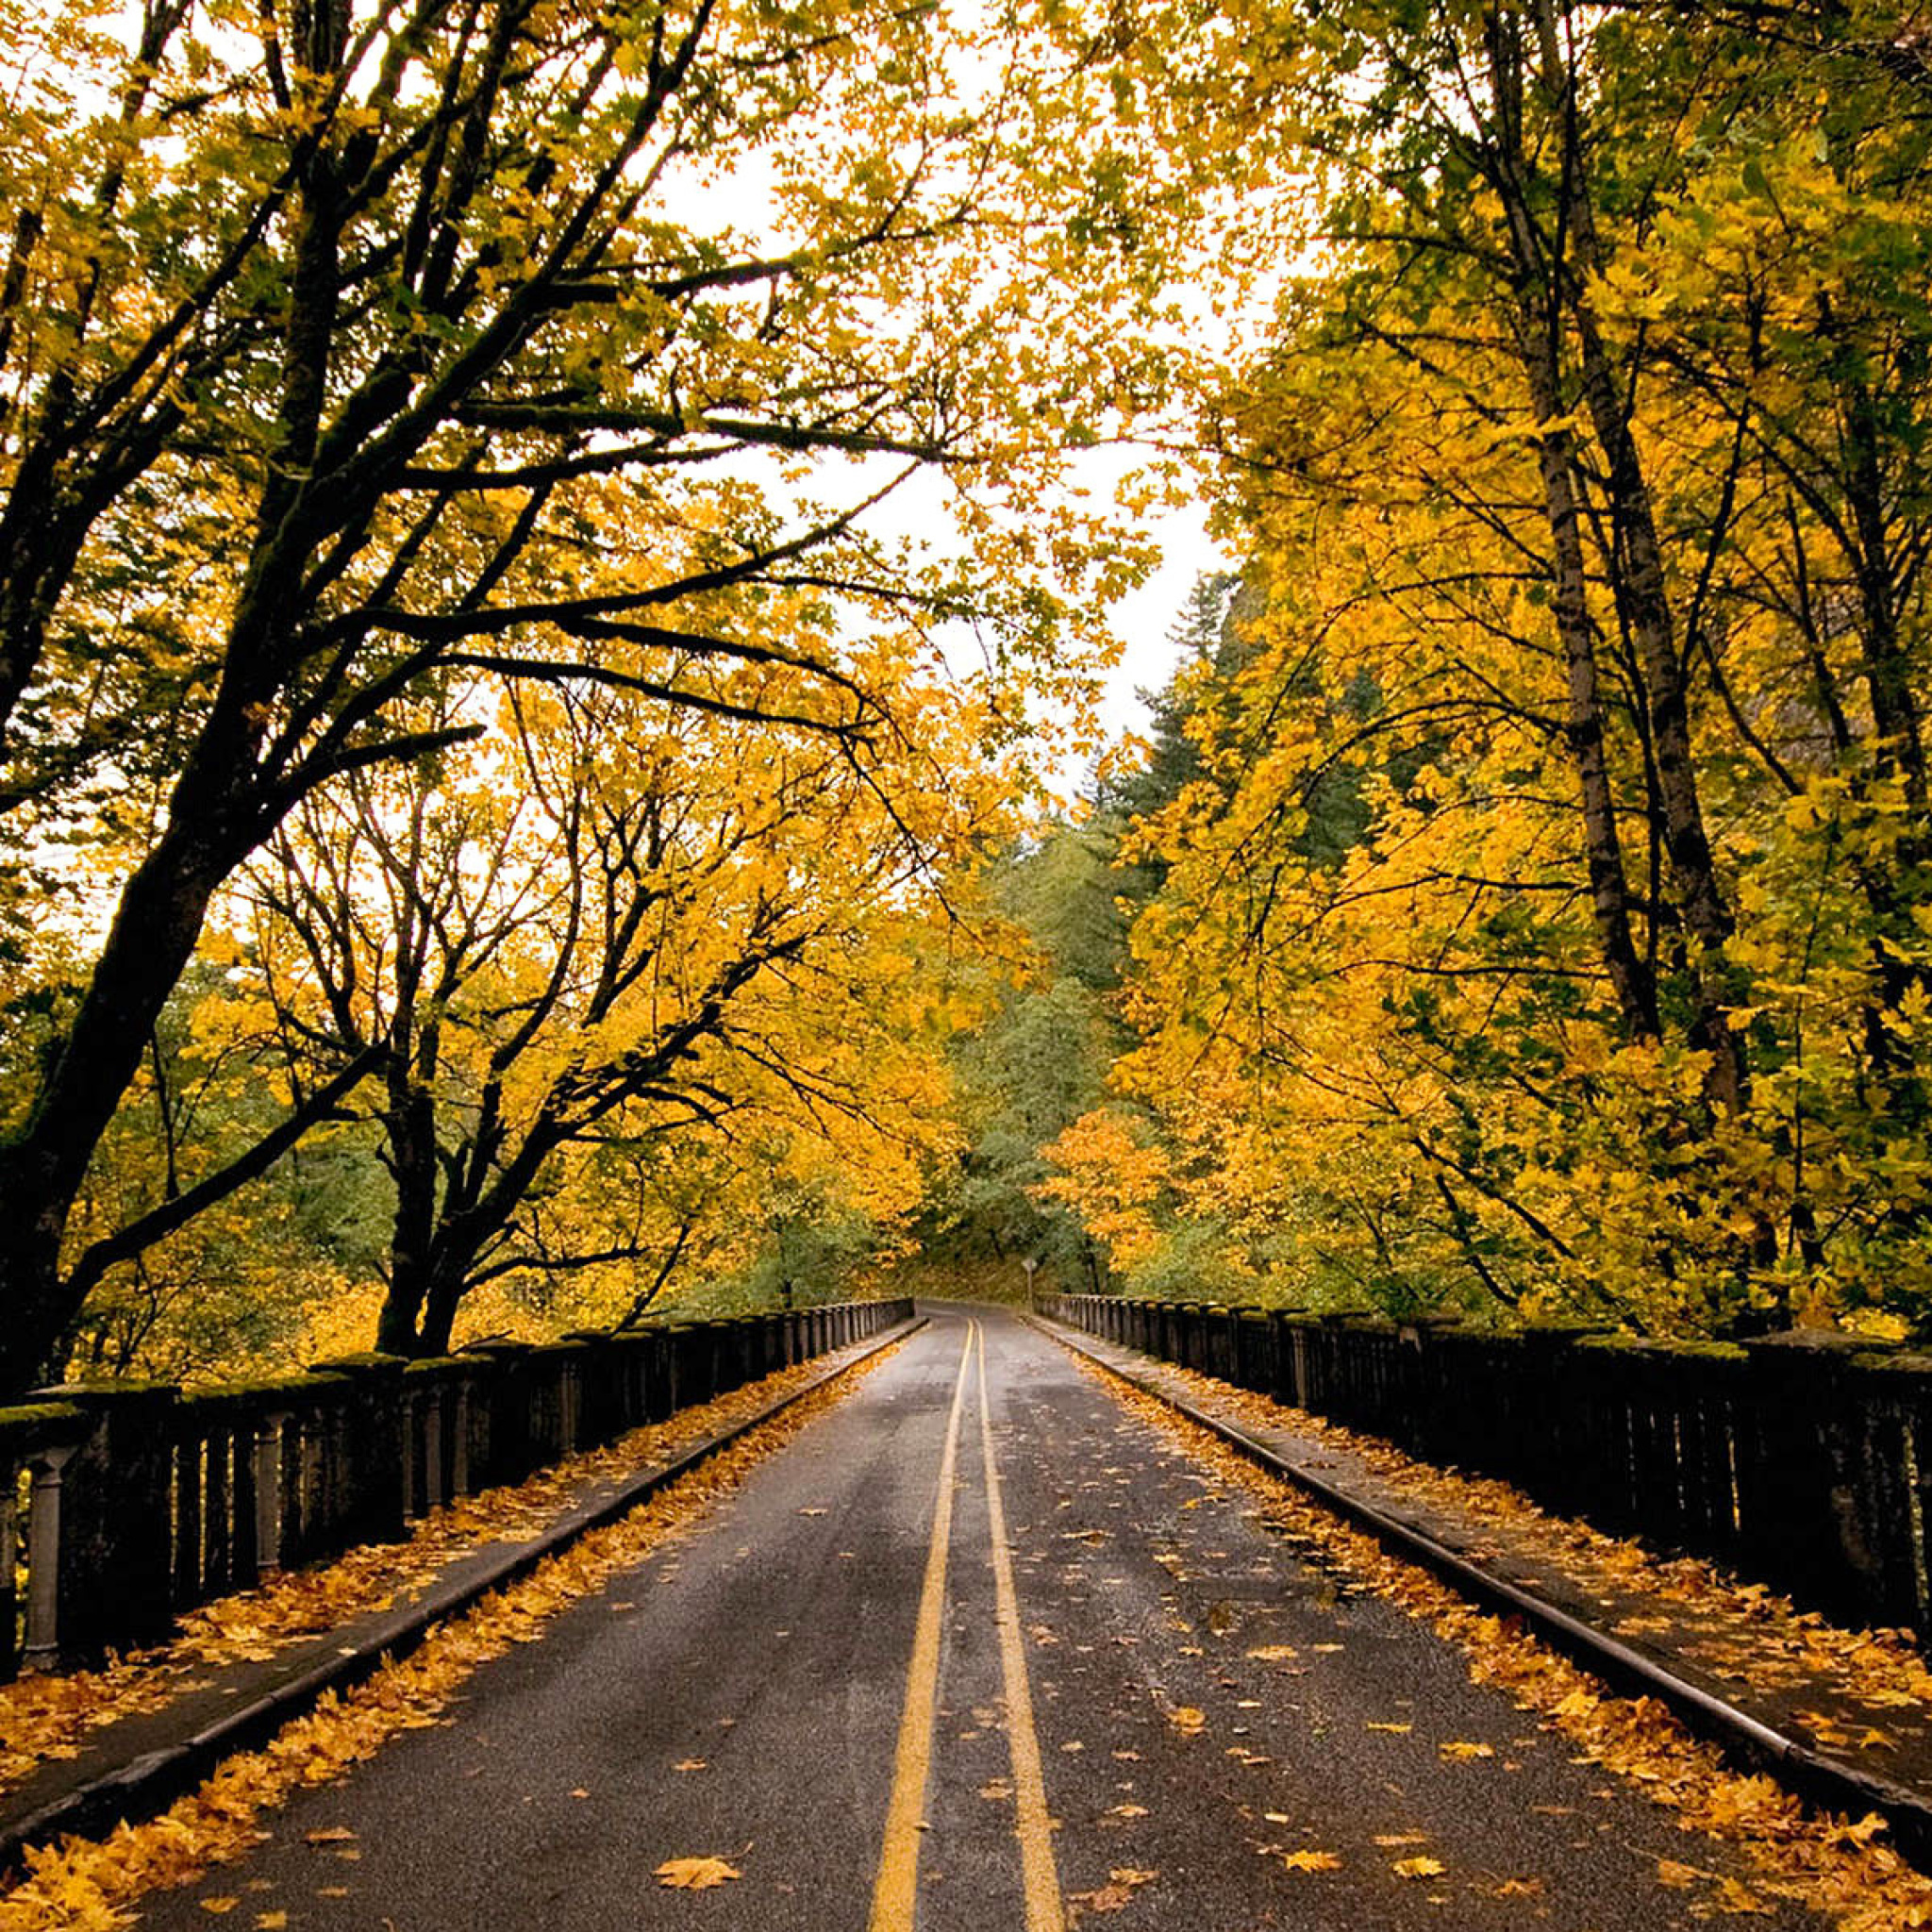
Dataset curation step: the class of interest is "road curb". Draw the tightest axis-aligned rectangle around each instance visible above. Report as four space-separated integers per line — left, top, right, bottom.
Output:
1 1317 925 1875
1035 1314 1932 1866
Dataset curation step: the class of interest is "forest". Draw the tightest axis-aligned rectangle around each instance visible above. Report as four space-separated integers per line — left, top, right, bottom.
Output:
2 0 1929 1398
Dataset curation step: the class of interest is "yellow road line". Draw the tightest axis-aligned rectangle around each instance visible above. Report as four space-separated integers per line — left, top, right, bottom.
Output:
977 1323 1066 1932
868 1321 976 1932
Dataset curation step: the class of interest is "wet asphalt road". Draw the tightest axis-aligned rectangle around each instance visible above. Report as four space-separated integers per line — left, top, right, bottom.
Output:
129 1305 1811 1930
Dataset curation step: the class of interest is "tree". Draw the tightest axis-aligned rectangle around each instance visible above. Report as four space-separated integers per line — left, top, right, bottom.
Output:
0 0 1151 1392
1044 0 1932 1333
922 577 1250 1288
241 643 995 1354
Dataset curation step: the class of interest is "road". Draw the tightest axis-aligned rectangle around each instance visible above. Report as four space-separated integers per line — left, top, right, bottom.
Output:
129 1305 1810 1930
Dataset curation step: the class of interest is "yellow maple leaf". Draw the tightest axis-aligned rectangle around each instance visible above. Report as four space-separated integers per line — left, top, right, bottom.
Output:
655 1857 742 1890
1281 1850 1342 1872
1438 1740 1493 1760
1168 1706 1207 1735
1394 1856 1447 1879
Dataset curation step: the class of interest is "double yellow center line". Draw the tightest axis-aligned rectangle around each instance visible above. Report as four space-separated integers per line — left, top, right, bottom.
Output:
867 1321 1064 1932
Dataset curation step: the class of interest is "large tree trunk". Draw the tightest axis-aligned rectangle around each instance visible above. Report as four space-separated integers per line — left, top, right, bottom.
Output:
375 1058 441 1357
0 98 353 1397
1512 325 1660 1040
1486 0 1752 1123
0 724 260 1392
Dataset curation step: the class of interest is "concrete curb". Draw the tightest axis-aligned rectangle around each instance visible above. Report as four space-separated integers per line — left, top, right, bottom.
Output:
1 1317 925 1875
1036 1314 1932 1866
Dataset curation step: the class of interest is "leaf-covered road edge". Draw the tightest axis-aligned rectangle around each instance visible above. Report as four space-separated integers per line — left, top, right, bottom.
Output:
0 1341 904 1932
1077 1354 1932 1932
0 1350 880 1795
1151 1351 1932 1730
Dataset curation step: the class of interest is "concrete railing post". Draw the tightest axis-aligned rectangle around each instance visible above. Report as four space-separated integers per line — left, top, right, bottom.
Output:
36 1381 178 1661
21 1441 78 1670
251 1409 291 1577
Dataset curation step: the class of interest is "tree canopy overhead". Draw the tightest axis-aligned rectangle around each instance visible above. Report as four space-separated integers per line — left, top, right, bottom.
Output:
11 0 1932 1390
1034 0 1932 1339
0 0 1164 1391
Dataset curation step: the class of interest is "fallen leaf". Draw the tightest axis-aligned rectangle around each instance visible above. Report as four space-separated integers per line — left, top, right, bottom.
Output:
1394 1857 1447 1879
1246 1645 1298 1662
1168 1707 1206 1736
1438 1740 1494 1760
1281 1850 1342 1873
199 1902 241 1917
1657 1859 1701 1890
1366 1722 1412 1735
655 1857 741 1890
304 1828 357 1845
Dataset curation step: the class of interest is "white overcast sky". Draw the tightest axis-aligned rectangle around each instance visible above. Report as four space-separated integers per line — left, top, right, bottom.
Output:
1098 497 1224 741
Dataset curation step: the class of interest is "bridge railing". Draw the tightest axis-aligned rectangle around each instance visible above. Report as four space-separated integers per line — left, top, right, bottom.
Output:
1037 1291 1932 1641
2 1297 908 1678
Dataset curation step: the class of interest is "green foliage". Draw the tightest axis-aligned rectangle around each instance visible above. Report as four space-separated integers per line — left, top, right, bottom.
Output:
921 576 1247 1291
